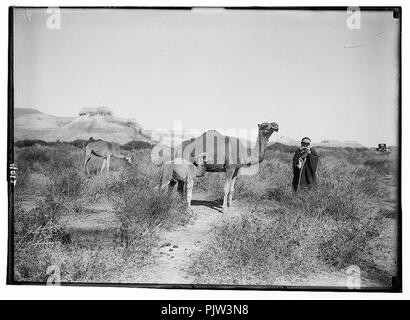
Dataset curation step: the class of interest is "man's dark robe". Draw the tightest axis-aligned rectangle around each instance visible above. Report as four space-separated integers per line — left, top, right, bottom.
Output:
292 148 318 191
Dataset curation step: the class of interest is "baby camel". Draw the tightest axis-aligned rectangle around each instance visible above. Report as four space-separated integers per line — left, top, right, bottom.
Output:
84 137 132 175
160 153 208 208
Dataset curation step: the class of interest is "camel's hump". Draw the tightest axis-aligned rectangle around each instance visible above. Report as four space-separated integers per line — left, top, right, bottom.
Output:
199 129 224 138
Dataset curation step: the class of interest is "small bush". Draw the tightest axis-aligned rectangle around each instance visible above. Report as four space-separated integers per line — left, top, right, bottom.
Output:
14 244 57 282
17 146 50 165
68 139 88 149
14 139 48 148
14 162 31 193
318 215 384 268
363 158 393 175
112 165 188 251
189 211 325 285
121 140 152 151
191 150 388 286
14 193 64 245
50 169 84 199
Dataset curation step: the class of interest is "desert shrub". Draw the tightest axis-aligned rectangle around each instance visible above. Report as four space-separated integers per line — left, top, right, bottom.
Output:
353 167 389 198
50 243 129 283
195 171 225 197
14 139 48 148
15 241 128 283
344 149 364 165
82 174 122 203
15 144 82 176
190 189 384 285
47 146 81 171
14 244 58 282
363 158 393 175
14 193 64 245
14 161 31 193
266 186 293 203
318 215 384 268
33 146 85 200
191 151 387 285
122 140 153 151
189 210 327 285
14 192 69 282
13 146 187 283
112 165 188 251
13 146 86 281
16 146 50 167
50 169 84 199
68 139 88 149
270 150 294 164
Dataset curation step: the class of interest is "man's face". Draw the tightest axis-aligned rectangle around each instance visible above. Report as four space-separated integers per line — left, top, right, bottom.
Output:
301 141 310 147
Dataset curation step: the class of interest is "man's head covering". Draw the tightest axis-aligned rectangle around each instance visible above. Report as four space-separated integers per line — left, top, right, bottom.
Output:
301 137 311 145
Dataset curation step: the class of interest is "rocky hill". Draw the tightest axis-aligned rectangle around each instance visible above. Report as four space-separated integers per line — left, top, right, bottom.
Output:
14 108 368 148
14 107 151 144
14 108 75 141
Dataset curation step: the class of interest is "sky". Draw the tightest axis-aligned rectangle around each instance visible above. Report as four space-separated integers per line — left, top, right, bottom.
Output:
14 8 400 147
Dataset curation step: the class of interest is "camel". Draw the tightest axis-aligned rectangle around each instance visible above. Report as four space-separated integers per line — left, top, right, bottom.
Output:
160 152 208 208
84 137 132 174
177 122 279 213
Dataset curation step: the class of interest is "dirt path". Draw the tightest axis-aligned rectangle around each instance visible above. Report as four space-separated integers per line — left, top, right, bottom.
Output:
133 192 229 284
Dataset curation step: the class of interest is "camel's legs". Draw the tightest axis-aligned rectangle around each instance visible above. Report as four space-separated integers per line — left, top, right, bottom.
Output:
222 168 236 213
228 170 239 207
160 181 170 190
101 158 106 174
159 165 173 189
84 150 92 175
167 180 176 193
186 178 194 208
177 181 185 198
106 155 111 173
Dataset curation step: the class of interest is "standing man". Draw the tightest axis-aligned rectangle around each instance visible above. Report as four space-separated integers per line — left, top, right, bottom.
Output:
292 137 319 192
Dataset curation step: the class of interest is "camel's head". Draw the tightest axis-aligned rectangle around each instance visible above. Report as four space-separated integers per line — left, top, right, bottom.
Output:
197 152 208 165
258 122 279 139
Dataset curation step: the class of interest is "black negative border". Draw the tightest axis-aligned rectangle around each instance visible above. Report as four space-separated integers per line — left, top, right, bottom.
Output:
6 5 402 292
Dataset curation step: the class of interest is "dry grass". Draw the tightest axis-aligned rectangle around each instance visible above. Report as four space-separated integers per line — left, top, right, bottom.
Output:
13 142 398 287
13 143 188 283
190 148 398 287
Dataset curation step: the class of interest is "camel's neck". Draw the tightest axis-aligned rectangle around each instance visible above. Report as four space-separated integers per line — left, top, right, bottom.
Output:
112 151 126 159
248 132 269 164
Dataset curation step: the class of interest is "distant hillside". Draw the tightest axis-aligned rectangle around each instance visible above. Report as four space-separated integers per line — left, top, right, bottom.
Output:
14 108 75 141
268 142 298 153
314 139 365 148
14 107 151 144
14 108 42 116
269 135 300 146
268 136 366 149
14 108 370 148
